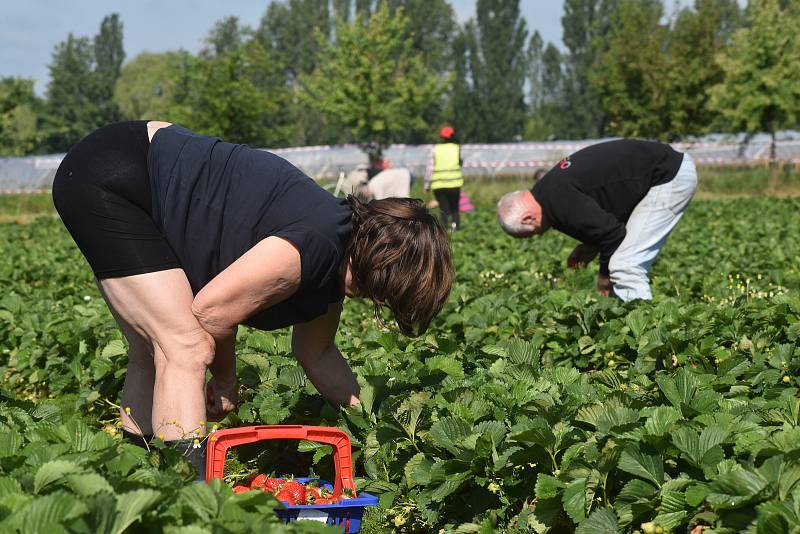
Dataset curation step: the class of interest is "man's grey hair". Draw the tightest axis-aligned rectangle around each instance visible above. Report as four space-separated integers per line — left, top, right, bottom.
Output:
496 190 535 236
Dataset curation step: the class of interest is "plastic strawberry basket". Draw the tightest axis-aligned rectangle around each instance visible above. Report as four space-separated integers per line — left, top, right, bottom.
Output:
206 425 378 533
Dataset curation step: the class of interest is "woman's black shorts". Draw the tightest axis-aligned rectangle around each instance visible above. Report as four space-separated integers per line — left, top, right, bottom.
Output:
52 121 180 279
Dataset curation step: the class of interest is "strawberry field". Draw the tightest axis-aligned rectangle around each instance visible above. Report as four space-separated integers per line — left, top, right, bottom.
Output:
1 196 800 533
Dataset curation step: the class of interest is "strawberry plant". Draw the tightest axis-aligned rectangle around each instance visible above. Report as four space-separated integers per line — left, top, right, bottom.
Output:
1 197 799 532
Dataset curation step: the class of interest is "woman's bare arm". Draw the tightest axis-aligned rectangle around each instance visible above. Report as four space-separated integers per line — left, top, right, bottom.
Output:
191 236 302 339
292 303 360 408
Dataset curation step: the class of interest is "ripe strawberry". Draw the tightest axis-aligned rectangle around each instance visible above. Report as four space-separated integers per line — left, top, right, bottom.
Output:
305 486 322 504
249 474 268 490
250 474 285 493
315 497 334 504
281 480 306 505
264 477 284 492
340 487 357 499
274 489 296 505
233 485 250 494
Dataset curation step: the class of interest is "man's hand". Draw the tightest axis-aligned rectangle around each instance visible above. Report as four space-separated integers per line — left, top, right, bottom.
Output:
567 243 599 269
597 273 612 297
205 375 237 422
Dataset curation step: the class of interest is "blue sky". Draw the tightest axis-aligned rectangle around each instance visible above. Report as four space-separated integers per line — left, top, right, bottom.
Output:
0 1 562 95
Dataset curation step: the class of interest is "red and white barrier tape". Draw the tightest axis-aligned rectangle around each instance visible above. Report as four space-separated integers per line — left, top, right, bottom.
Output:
464 161 554 168
465 143 588 151
462 155 792 168
270 145 333 154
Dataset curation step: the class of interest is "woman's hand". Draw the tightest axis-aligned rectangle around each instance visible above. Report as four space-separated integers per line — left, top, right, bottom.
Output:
202 327 237 422
205 375 238 422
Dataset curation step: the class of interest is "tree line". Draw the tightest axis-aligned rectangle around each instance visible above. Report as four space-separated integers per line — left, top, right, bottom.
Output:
1 0 799 159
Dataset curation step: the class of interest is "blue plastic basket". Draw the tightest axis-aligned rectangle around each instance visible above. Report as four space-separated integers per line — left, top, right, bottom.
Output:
275 478 378 532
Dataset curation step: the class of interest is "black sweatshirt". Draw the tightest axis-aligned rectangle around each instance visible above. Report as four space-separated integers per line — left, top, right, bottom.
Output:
531 139 684 275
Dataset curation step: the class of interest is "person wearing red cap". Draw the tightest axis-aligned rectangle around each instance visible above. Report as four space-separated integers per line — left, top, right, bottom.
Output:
425 125 464 231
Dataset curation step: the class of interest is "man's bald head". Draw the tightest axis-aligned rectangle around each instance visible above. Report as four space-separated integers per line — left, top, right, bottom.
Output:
496 190 545 237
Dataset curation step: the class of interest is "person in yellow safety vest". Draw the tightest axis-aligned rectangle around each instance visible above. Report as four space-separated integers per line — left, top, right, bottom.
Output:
425 125 464 231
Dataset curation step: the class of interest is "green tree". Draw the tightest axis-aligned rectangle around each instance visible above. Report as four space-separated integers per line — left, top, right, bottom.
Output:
558 0 619 138
41 14 125 151
450 0 528 142
448 22 482 142
202 16 251 58
527 32 547 117
590 0 673 139
354 0 373 17
343 0 456 142
0 77 41 156
255 0 332 81
333 0 351 22
387 0 457 142
301 3 445 158
170 41 294 147
254 0 341 145
526 31 565 140
354 0 457 74
93 13 125 124
113 51 192 120
709 0 800 170
476 0 528 142
41 34 98 151
666 0 741 137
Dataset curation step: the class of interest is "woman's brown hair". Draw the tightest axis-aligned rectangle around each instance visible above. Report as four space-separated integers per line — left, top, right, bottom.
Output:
347 196 454 337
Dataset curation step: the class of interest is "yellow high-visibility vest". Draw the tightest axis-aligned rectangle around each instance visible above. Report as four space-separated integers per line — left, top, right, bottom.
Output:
431 143 464 190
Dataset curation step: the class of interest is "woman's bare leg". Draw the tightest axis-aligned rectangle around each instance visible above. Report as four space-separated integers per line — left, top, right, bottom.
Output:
98 269 213 441
97 281 156 435
120 338 156 435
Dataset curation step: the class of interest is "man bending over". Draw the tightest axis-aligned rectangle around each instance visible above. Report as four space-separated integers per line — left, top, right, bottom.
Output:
496 139 697 301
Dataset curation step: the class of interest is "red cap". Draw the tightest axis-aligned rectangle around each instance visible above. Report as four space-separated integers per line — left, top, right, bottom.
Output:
440 126 455 139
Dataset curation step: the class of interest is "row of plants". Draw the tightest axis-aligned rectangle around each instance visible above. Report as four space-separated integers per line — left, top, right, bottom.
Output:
1 197 799 532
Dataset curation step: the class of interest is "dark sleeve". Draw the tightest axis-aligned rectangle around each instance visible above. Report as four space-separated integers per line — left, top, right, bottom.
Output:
544 186 627 276
272 227 340 291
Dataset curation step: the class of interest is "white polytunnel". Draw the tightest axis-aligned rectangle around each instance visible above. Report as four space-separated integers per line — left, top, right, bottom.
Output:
2 131 799 194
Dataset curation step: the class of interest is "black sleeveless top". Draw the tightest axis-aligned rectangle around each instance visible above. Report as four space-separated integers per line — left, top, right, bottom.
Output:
147 125 352 330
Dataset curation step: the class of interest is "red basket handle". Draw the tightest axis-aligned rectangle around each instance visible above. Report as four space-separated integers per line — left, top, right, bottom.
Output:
205 425 355 498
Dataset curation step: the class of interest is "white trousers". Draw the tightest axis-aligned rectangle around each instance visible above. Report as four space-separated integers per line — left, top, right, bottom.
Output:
609 154 697 301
